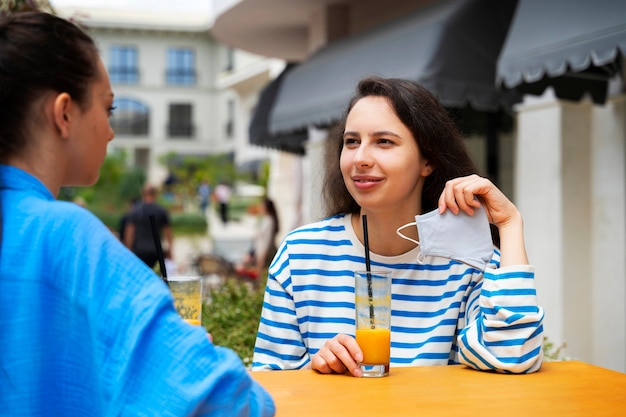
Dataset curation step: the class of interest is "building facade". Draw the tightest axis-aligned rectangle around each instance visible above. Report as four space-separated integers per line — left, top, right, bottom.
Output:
56 4 281 187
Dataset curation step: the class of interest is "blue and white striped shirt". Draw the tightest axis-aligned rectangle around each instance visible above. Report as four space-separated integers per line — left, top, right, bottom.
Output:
253 214 544 373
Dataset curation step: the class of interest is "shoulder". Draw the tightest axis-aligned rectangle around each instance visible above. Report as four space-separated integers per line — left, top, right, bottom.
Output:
279 214 353 253
45 200 118 244
285 214 349 239
34 200 144 273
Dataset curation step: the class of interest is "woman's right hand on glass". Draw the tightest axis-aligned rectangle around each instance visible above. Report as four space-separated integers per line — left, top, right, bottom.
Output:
310 334 364 377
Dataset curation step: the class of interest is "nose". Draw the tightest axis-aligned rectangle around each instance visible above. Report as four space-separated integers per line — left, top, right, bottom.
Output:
353 143 373 168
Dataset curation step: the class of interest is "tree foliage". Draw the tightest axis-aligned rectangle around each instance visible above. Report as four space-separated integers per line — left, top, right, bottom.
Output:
0 0 55 15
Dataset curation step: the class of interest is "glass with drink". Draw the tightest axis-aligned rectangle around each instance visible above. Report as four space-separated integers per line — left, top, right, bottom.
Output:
168 276 203 325
354 270 391 377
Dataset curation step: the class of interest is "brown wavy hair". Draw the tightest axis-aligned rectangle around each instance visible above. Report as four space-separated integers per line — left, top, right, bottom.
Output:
322 76 480 217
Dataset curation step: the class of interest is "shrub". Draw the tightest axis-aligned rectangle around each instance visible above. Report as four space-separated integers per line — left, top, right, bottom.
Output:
90 208 122 232
88 207 206 237
170 212 208 235
202 277 266 367
543 337 568 361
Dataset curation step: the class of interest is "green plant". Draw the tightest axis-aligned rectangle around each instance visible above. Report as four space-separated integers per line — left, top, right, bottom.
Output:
543 337 567 361
202 278 266 367
0 0 55 14
170 212 208 235
89 207 122 231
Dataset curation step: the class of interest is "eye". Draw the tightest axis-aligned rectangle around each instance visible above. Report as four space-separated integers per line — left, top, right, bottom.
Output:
108 106 117 117
377 137 396 146
343 137 359 148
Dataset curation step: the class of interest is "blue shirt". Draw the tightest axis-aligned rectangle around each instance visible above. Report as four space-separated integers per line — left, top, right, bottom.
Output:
0 164 275 416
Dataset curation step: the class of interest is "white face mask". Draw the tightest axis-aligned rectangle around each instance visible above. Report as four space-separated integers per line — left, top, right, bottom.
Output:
396 204 494 270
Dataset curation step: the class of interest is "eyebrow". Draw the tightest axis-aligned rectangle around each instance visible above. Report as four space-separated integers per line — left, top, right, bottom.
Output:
343 130 401 138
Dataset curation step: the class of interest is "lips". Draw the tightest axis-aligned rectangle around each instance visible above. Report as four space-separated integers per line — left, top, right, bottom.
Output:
352 175 383 189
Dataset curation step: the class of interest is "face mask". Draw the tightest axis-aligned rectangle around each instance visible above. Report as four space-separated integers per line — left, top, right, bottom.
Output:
396 204 493 270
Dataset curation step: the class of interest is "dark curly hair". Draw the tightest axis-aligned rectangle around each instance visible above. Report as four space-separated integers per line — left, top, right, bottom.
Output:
322 76 480 217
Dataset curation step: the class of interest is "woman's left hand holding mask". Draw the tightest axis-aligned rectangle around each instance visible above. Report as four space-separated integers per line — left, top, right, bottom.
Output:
438 174 528 266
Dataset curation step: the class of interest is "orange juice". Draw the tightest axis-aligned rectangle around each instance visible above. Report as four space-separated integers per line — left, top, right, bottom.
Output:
169 276 202 324
356 328 391 364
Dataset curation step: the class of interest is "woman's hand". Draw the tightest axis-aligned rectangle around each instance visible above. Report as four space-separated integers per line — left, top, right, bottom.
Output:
438 174 528 266
438 174 519 229
310 334 364 377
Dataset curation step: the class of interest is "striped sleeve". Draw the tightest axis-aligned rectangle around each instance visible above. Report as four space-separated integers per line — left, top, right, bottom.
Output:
457 264 544 373
252 241 310 370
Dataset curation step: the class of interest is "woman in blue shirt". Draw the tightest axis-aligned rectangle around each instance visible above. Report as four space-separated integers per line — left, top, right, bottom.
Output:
0 11 274 417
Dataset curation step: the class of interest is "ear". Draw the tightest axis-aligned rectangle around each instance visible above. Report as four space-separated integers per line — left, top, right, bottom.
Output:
52 92 73 138
420 160 434 177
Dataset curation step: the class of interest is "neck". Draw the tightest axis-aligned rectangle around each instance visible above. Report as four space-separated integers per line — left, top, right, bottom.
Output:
8 151 62 197
351 211 418 256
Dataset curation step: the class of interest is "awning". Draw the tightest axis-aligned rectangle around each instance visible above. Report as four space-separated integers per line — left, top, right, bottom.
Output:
249 63 308 154
496 0 626 104
268 0 519 137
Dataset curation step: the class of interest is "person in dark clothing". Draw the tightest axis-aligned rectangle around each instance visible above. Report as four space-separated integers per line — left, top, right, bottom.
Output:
118 197 138 242
123 184 173 269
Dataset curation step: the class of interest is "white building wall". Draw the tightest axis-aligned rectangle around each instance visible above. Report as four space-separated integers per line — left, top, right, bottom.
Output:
515 99 565 350
216 49 285 169
561 101 593 364
267 152 303 242
76 13 280 189
92 28 222 185
516 93 626 373
590 97 626 372
303 127 328 223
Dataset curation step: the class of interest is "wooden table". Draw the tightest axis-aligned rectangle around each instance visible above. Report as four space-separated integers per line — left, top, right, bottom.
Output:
251 361 626 416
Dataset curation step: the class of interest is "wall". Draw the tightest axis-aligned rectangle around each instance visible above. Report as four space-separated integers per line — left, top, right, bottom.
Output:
91 27 224 185
516 92 626 373
590 96 626 372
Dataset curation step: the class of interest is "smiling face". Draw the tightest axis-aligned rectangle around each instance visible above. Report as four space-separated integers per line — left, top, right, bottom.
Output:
64 58 115 186
340 96 432 217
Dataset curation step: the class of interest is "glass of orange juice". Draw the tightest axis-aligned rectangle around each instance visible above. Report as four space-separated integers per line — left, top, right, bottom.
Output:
355 270 391 377
168 276 203 325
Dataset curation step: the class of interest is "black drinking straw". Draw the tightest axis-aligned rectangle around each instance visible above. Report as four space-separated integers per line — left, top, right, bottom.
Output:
149 214 169 287
362 215 375 329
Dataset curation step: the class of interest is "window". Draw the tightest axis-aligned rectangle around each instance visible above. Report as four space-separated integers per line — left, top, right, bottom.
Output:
168 103 194 138
109 46 139 84
166 48 196 85
226 99 235 138
109 98 149 136
224 47 235 72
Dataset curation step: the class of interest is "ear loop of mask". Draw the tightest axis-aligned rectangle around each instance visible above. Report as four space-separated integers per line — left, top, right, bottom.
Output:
396 222 426 264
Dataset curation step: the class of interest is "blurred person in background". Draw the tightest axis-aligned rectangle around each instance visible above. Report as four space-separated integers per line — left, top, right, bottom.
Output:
117 196 139 242
213 181 231 225
0 11 274 416
123 183 174 269
237 197 280 279
198 179 211 214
